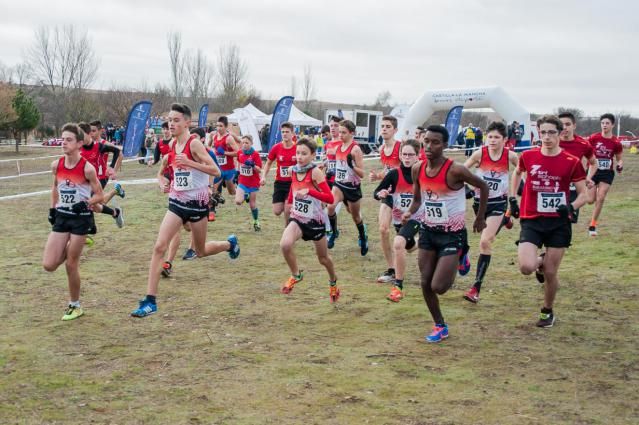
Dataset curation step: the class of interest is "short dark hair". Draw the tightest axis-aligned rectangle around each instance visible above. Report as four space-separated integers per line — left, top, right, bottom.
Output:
191 127 206 139
425 124 449 144
296 136 317 154
89 120 102 129
329 115 343 124
401 139 421 154
382 115 398 129
281 122 294 131
161 121 169 129
486 121 507 138
78 122 91 135
537 114 563 132
171 103 192 120
321 125 330 133
217 116 228 127
557 112 576 123
339 120 356 134
600 113 615 124
61 123 84 142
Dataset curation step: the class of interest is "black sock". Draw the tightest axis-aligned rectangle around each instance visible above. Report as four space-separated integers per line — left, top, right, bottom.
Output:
388 268 395 275
102 205 114 216
394 279 403 290
473 254 491 291
145 295 156 304
356 221 366 239
541 307 553 314
329 214 337 234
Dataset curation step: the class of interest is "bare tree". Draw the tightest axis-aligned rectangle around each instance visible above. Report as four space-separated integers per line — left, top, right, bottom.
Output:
13 63 33 88
216 43 248 112
301 63 315 113
0 61 13 83
167 31 184 101
150 83 174 117
101 83 141 125
184 48 213 109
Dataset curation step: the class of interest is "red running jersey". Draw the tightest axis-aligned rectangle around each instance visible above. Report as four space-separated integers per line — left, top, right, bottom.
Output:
237 150 262 188
379 141 401 172
80 142 106 179
417 159 466 231
213 133 236 171
324 139 341 182
267 142 297 182
588 133 622 171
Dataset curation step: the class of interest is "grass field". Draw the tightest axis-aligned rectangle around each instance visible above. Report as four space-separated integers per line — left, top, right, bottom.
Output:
1 145 638 424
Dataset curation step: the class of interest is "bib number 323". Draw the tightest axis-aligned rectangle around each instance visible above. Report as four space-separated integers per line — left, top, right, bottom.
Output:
174 170 194 191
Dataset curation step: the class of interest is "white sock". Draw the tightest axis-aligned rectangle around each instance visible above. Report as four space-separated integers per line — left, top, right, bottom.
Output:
69 300 81 308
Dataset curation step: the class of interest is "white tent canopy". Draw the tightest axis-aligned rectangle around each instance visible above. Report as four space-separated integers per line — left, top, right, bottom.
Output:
227 103 270 125
266 104 322 127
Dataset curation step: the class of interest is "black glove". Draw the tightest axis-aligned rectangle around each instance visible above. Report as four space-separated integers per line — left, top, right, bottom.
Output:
557 203 575 221
346 153 354 168
326 168 335 179
465 184 476 199
48 208 57 225
616 164 623 174
71 201 89 214
508 197 520 219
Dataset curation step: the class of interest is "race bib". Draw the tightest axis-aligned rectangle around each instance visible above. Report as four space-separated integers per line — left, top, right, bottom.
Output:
59 188 78 208
397 193 413 211
327 160 336 171
423 200 448 223
538 192 566 213
483 176 503 195
597 159 611 170
173 170 194 191
240 165 253 176
216 155 227 166
336 168 347 182
293 198 313 218
280 166 290 178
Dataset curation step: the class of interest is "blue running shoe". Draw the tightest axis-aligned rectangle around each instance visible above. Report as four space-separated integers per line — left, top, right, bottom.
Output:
425 324 449 343
131 299 157 318
327 231 337 249
114 182 126 198
182 248 197 260
458 253 471 276
358 224 369 256
227 234 240 259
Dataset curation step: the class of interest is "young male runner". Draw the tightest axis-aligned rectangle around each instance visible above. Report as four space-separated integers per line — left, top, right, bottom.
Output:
279 137 340 302
326 120 368 255
372 139 422 302
322 115 343 190
462 121 519 303
43 123 104 321
509 115 588 327
557 112 597 223
587 113 624 236
369 116 401 282
260 121 298 225
404 125 488 342
211 116 239 197
89 120 125 199
235 135 263 231
152 121 173 166
131 104 240 318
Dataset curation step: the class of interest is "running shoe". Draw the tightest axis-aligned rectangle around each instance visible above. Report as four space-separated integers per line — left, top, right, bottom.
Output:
114 182 126 198
114 208 124 228
536 311 555 328
161 261 172 278
463 286 480 303
327 231 337 249
227 235 240 259
215 193 225 204
425 324 449 343
85 236 95 247
458 253 471 276
535 252 545 284
253 220 261 232
61 305 84 321
182 248 197 260
387 286 403 303
377 269 395 283
244 193 250 204
329 285 341 303
281 272 304 294
588 226 597 237
358 224 369 256
208 211 216 222
131 299 157 318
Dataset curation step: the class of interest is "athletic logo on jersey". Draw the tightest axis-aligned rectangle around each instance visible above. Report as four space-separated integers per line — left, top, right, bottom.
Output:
530 165 542 176
65 179 76 187
425 189 439 201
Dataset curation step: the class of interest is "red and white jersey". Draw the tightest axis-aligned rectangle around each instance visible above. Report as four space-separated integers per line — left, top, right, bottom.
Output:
55 157 92 213
335 142 360 186
390 167 419 225
379 141 401 173
168 135 209 203
588 133 622 171
418 159 466 231
213 132 236 171
290 169 326 224
518 148 586 219
324 139 341 182
267 142 297 182
80 142 106 179
475 146 510 200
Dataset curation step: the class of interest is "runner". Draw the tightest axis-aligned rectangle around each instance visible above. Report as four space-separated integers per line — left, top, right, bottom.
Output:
372 139 422 302
89 120 125 201
509 115 588 327
557 112 597 223
131 104 240 318
42 123 104 321
369 115 401 283
260 121 297 225
462 121 519 303
322 115 343 190
587 113 624 236
326 120 368 255
235 135 263 231
279 137 339 302
211 116 239 198
78 122 124 229
152 121 173 166
403 125 488 342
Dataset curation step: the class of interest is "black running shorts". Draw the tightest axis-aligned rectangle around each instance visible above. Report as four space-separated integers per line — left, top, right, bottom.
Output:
519 217 571 249
272 180 292 204
289 218 326 242
418 227 468 257
168 198 209 224
592 169 614 186
473 197 507 219
334 182 362 205
52 213 97 236
99 178 109 189
394 219 420 250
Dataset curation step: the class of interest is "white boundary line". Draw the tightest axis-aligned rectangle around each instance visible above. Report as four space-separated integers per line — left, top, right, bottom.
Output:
0 178 158 201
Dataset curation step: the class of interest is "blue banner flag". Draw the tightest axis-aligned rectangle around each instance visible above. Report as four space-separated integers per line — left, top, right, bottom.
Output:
122 100 153 158
267 96 294 150
445 106 464 146
198 104 209 128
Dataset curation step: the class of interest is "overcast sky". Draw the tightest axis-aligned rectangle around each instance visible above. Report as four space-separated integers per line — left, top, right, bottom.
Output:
1 0 637 115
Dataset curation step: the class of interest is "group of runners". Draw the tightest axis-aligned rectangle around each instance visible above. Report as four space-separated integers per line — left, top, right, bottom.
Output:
42 106 625 343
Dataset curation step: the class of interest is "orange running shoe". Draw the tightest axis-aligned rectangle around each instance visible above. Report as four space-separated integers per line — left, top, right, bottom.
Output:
208 211 216 222
387 286 403 302
281 272 303 294
329 285 340 303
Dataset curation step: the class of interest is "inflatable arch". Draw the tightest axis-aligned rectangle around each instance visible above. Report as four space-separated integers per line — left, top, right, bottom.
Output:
398 86 531 146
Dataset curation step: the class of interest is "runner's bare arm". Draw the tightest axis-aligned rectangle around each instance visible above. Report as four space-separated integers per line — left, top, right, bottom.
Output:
510 166 524 198
572 180 588 210
85 163 104 206
351 145 365 178
463 148 481 169
225 136 239 157
189 141 220 177
407 163 422 217
50 160 58 208
260 158 274 185
454 163 488 231
508 150 519 169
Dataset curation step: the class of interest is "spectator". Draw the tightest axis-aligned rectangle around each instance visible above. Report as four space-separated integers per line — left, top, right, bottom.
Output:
507 121 522 150
463 123 477 157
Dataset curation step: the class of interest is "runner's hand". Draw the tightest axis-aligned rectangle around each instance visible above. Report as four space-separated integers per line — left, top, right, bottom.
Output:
465 184 476 199
557 204 575 221
508 196 520 219
473 216 487 233
401 211 411 225
295 188 309 198
175 153 191 168
48 208 57 225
